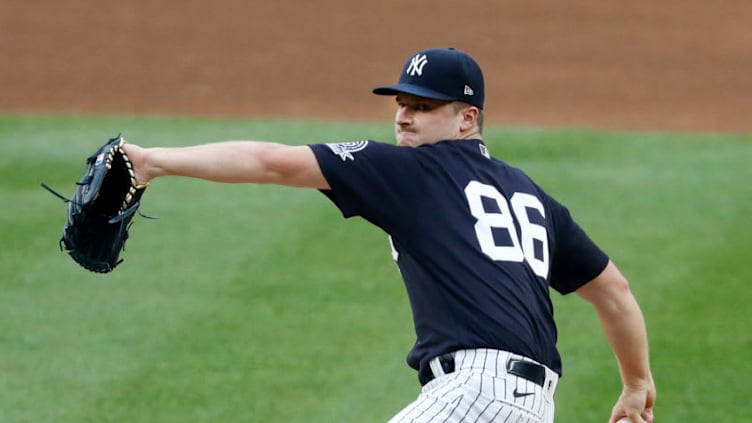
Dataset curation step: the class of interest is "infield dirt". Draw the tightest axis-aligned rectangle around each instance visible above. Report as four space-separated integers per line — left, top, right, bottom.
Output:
2 0 750 133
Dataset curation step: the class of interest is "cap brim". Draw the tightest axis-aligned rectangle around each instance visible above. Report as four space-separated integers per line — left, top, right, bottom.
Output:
372 83 455 101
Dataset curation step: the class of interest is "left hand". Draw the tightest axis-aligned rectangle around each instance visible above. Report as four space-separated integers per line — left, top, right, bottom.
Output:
121 142 151 187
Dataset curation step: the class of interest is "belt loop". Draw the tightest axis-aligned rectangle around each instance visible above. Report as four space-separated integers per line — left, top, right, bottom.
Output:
545 369 559 396
429 352 455 379
439 353 455 374
429 357 444 379
421 352 456 386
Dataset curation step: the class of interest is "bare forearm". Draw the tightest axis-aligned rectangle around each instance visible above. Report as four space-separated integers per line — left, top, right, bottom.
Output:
599 293 656 423
577 262 656 422
125 141 327 188
142 141 279 183
595 292 652 388
577 262 652 387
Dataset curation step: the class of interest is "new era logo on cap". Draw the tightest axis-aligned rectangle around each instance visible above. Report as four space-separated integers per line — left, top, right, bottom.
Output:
373 48 485 109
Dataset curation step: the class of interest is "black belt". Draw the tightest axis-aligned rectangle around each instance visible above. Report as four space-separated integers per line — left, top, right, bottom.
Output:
419 353 546 387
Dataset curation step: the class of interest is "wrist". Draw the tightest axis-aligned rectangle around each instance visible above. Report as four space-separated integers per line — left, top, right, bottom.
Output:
622 373 654 392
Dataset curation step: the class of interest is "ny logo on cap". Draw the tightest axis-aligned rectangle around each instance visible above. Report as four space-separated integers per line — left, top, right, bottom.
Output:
406 54 428 76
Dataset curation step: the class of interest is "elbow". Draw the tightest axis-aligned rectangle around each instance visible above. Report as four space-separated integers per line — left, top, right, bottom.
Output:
610 272 632 297
247 143 287 184
577 261 636 310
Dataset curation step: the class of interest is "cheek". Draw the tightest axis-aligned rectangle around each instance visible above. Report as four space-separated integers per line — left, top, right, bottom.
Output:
431 116 457 135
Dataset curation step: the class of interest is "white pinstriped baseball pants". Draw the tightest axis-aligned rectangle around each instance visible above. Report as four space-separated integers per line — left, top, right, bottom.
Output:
388 349 559 423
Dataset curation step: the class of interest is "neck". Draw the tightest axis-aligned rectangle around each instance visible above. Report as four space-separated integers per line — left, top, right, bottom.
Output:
457 127 483 140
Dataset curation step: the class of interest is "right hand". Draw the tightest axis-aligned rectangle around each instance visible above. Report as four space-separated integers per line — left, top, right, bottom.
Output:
608 378 656 423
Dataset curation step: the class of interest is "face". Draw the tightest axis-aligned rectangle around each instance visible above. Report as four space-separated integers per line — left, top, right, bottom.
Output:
393 93 466 147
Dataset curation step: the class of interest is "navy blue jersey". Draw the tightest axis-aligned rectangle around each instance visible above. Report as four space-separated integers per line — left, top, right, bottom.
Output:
309 139 609 376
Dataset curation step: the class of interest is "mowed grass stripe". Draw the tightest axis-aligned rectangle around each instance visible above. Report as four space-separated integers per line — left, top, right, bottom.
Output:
3 144 414 421
1 115 750 422
496 128 752 421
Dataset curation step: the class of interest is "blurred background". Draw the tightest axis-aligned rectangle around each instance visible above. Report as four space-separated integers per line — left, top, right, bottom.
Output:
2 1 751 422
2 0 751 132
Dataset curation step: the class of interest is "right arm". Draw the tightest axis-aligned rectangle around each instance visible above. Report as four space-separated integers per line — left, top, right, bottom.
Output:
122 141 330 189
576 260 656 423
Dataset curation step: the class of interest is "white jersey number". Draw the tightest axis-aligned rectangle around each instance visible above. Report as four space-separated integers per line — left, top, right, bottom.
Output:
464 181 549 278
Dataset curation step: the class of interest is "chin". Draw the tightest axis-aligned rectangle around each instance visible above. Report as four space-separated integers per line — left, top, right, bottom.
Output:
396 134 418 147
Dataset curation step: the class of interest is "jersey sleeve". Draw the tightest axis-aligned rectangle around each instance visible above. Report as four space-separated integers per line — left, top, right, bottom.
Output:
308 141 424 233
547 196 610 294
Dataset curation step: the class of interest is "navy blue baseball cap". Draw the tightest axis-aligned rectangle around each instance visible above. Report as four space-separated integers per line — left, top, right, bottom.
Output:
373 48 485 109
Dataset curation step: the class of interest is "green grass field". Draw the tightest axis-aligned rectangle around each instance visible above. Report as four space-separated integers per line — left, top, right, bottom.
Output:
1 115 750 422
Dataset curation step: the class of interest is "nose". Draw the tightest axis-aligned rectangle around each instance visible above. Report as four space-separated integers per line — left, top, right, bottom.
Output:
396 105 412 126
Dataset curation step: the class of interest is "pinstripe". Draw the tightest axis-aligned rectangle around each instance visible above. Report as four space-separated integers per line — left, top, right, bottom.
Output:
422 396 449 421
501 407 514 422
424 396 454 422
534 379 544 416
479 351 488 394
399 396 435 422
457 370 473 387
492 350 499 380
472 400 495 423
520 378 532 409
389 349 557 423
500 377 506 400
456 384 483 422
488 405 507 422
436 396 460 423
398 395 434 421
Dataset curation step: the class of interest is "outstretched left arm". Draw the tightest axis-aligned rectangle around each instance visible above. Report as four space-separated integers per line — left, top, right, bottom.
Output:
122 141 330 189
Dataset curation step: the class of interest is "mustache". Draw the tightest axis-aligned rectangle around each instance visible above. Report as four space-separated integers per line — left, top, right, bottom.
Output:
397 124 416 132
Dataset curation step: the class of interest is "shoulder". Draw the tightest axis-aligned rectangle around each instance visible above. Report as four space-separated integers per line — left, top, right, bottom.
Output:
310 140 411 162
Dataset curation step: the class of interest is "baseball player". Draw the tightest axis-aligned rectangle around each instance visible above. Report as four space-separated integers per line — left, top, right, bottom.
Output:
122 47 655 422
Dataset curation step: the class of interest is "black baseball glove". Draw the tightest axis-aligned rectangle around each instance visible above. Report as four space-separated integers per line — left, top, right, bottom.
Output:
43 134 149 273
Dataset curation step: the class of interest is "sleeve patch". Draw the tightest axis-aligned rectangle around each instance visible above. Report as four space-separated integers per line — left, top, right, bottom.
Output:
325 140 370 161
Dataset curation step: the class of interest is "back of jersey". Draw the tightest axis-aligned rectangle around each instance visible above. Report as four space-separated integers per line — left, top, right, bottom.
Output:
310 139 609 375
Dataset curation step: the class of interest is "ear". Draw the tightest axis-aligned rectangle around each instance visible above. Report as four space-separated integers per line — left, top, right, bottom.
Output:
459 106 479 133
